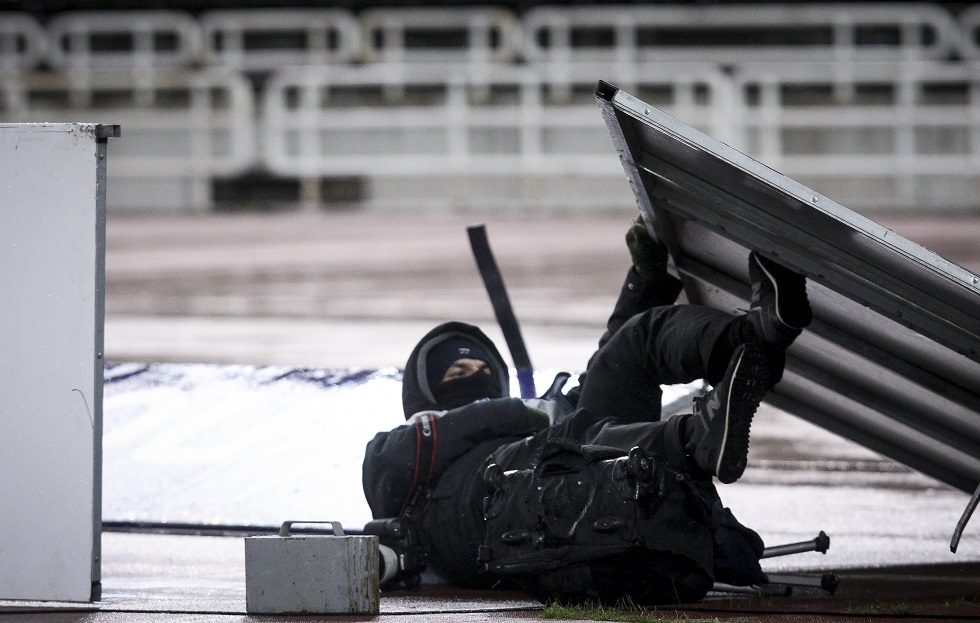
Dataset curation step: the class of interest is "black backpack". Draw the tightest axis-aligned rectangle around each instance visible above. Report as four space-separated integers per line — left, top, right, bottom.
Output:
478 440 718 606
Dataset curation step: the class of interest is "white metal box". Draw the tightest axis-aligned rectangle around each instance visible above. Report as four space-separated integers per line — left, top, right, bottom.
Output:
245 521 379 614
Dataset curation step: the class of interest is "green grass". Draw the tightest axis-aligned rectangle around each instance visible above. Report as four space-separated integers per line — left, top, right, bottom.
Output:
540 601 724 623
843 599 917 616
944 597 980 608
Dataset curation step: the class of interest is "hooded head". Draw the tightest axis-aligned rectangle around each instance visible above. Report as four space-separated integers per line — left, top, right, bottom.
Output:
401 321 509 418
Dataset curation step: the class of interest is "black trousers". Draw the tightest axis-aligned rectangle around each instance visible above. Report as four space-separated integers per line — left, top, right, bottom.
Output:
577 303 743 425
427 280 758 587
493 302 742 474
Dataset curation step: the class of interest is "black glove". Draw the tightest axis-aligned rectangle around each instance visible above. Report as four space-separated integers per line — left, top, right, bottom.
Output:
625 215 669 280
364 517 427 591
525 405 551 432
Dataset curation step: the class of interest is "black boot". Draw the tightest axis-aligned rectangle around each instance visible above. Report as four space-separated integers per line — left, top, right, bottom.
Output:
686 344 769 484
746 252 812 350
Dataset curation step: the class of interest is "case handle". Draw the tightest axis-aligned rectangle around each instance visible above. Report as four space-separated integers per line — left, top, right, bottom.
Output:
278 520 345 537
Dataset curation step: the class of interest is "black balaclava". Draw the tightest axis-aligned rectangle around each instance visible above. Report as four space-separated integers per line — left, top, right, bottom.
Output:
402 322 511 418
426 336 504 409
432 372 503 410
426 337 492 385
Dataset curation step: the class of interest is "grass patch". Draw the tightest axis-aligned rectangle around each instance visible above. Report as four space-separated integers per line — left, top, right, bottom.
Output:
944 597 980 608
843 599 917 616
540 601 724 623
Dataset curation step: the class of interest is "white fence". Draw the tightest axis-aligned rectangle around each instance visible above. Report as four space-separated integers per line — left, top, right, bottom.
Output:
0 13 48 72
521 4 962 64
46 11 202 70
200 9 362 70
3 5 980 212
729 60 980 210
0 68 254 211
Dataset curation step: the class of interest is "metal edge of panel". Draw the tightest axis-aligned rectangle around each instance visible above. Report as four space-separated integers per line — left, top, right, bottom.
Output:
92 123 118 602
601 82 980 299
594 81 659 229
594 80 700 304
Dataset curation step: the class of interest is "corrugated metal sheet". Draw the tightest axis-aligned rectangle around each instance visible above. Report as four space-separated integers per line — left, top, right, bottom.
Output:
595 80 980 493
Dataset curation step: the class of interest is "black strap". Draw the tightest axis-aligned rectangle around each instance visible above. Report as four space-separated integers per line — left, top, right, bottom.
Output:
467 224 536 399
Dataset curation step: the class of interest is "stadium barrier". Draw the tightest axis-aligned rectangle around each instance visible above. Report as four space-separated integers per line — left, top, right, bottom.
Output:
199 9 362 71
521 4 962 65
46 10 202 70
261 62 730 211
358 7 521 64
729 60 980 211
0 67 254 212
3 5 980 212
0 13 48 72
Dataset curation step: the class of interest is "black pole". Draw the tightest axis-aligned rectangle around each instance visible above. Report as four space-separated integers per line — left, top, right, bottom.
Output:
466 224 536 399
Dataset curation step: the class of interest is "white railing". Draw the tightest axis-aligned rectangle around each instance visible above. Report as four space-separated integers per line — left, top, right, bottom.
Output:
0 68 255 212
199 9 362 70
952 5 980 60
522 4 962 65
4 6 980 212
358 7 521 64
0 13 47 72
46 10 202 70
260 62 731 211
262 62 731 174
729 60 980 210
15 5 970 71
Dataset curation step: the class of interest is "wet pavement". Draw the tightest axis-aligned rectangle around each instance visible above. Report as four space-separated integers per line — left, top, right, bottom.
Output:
101 210 980 371
1 532 978 622
4 210 980 621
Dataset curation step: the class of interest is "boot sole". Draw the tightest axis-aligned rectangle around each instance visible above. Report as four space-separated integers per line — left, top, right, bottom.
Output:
715 345 770 484
751 253 812 330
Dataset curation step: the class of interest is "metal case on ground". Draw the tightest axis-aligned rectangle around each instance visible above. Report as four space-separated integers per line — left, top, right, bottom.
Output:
245 521 379 614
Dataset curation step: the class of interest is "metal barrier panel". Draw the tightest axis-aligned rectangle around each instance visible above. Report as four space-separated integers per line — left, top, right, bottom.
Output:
200 9 361 70
47 10 202 70
522 4 961 64
0 122 115 601
729 60 980 210
597 82 980 492
358 7 521 64
0 69 255 211
0 13 47 72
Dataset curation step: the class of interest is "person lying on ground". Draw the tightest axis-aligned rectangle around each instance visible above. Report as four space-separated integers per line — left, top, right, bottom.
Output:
362 218 812 604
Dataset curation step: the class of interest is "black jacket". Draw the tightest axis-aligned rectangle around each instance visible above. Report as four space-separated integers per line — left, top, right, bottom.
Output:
362 321 547 520
361 271 686 584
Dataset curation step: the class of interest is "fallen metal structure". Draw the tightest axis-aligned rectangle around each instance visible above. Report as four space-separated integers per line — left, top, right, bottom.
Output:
595 80 980 495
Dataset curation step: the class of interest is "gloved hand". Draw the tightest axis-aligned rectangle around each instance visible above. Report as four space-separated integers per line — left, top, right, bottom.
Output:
525 405 552 432
625 215 669 280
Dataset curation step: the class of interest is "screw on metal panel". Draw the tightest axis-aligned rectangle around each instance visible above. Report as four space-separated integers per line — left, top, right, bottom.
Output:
644 109 650 115
811 196 819 203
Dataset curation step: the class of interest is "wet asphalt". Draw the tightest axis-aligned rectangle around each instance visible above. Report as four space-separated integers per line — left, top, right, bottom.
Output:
4 209 980 622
